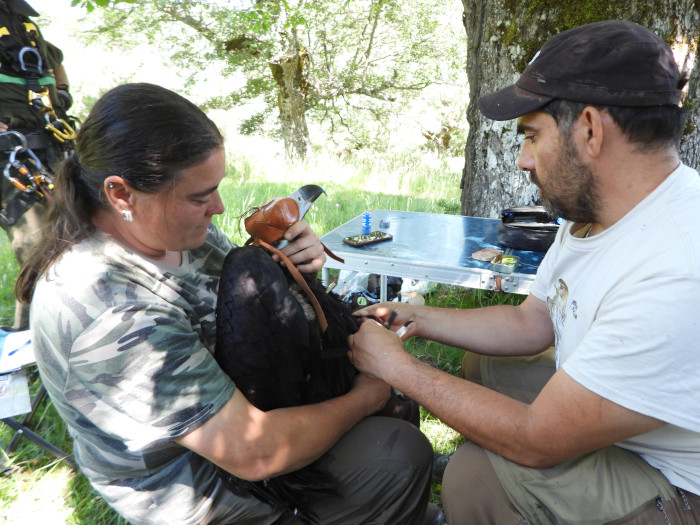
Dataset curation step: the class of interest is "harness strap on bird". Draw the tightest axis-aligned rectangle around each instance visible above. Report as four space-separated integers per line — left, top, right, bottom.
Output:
322 243 344 263
240 196 349 334
255 237 329 333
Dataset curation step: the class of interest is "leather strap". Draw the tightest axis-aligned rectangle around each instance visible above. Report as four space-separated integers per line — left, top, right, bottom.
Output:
323 243 344 264
256 239 328 333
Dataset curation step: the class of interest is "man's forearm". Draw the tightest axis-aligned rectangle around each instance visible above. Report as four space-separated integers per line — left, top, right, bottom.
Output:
382 350 543 463
414 296 554 357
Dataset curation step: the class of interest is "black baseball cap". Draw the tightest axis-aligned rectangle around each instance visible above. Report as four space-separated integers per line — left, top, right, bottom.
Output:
477 20 685 121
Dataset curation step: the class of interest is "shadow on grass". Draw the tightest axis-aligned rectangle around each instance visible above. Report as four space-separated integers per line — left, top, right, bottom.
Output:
67 475 128 525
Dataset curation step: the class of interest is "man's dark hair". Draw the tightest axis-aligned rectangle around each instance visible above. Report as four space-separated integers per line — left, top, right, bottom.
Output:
541 99 688 149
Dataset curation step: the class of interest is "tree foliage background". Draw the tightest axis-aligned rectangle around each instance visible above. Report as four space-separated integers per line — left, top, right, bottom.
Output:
64 1 700 219
72 0 468 159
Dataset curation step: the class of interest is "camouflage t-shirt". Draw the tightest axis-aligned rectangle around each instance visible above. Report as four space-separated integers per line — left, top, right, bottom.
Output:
31 226 238 524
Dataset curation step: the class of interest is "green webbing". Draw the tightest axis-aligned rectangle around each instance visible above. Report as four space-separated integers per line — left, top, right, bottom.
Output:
0 73 55 86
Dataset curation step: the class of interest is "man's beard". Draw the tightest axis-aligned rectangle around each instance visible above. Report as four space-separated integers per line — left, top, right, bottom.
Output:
532 133 601 223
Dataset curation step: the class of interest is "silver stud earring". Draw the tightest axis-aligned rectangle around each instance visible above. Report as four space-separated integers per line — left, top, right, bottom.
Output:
108 182 115 189
122 210 133 223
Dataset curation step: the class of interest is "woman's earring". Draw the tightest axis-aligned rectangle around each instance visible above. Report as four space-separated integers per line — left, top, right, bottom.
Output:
122 210 133 223
108 182 115 189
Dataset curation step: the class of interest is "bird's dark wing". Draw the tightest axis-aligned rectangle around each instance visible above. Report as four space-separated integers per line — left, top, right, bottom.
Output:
215 245 314 411
300 275 359 404
215 245 357 522
216 244 361 411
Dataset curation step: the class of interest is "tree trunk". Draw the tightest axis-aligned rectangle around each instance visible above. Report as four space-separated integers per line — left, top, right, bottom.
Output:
460 0 700 218
269 46 311 160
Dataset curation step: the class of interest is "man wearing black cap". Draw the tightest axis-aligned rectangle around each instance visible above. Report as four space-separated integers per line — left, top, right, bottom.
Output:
348 20 700 524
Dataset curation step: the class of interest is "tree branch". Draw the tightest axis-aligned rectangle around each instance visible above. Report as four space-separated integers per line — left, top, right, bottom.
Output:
308 76 432 104
160 3 216 42
82 7 137 35
361 0 385 82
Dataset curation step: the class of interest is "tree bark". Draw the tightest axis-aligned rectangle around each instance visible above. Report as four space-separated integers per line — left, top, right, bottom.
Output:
269 46 311 160
460 0 700 218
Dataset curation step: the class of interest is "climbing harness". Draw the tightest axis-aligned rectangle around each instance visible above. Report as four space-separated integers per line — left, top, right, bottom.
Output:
0 130 54 227
0 12 78 143
20 46 76 143
0 9 76 225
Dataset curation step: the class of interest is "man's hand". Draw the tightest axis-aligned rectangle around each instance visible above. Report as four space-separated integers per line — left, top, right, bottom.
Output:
274 220 326 273
0 121 8 133
348 318 410 382
354 302 418 337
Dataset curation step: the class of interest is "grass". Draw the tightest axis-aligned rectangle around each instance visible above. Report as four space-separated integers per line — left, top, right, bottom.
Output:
216 147 464 245
0 146 523 523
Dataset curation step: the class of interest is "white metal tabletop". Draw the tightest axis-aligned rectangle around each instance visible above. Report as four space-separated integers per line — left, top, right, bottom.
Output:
320 209 546 297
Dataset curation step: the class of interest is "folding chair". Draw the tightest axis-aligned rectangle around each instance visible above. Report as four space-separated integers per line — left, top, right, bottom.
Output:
1 330 76 470
1 383 77 470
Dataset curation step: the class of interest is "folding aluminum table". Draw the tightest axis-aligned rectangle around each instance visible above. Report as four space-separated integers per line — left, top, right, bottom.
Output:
320 210 546 299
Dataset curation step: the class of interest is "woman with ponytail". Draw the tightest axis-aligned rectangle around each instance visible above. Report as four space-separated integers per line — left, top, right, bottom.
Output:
18 83 434 525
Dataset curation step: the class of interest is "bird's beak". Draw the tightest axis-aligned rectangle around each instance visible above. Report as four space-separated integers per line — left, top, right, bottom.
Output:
273 185 326 249
289 184 326 221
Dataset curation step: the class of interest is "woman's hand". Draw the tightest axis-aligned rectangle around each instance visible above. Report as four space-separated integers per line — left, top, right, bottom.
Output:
275 220 326 273
349 372 392 415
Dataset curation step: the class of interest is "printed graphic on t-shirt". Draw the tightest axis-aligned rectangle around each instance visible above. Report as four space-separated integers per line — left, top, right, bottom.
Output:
547 278 569 367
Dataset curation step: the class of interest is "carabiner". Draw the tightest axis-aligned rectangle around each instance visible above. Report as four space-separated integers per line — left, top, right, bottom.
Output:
3 161 32 193
18 46 43 74
0 130 29 152
5 144 41 191
22 144 43 172
45 118 77 143
7 144 23 165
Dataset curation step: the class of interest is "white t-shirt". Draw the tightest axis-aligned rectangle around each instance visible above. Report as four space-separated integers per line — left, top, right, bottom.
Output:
530 164 700 495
